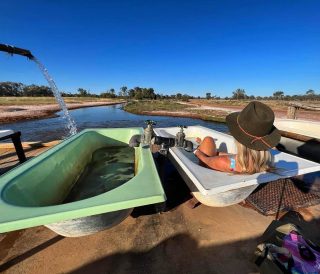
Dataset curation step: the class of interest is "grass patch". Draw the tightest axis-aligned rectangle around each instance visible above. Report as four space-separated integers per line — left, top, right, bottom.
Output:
191 109 227 123
124 100 228 123
123 100 189 113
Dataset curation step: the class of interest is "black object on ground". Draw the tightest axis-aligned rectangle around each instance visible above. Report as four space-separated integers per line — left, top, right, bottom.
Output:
0 131 26 163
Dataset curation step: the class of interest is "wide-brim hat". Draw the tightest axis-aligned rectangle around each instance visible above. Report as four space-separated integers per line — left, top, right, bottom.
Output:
226 101 281 151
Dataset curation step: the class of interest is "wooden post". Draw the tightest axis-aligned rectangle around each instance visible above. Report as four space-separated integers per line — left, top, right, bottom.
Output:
11 132 27 163
287 106 297 119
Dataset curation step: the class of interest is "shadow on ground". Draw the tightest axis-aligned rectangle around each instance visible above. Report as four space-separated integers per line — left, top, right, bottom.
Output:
70 209 320 274
70 233 259 274
0 209 319 274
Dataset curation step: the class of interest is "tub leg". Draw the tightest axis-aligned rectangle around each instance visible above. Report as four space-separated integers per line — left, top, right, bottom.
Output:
186 196 201 209
11 132 26 163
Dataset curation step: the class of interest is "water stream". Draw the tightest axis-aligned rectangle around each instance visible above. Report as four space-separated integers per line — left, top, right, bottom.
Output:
32 57 77 136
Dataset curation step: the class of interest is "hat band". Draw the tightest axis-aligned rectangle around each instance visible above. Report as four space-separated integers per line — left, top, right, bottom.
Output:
236 116 272 149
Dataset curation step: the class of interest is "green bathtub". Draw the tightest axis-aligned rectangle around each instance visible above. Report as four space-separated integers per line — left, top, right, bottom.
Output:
0 128 166 236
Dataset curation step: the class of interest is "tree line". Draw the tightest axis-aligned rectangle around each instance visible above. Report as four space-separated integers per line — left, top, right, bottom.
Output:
205 88 319 101
0 82 193 100
0 81 318 101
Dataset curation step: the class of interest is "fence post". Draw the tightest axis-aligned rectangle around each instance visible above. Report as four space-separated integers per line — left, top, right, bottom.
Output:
287 106 297 119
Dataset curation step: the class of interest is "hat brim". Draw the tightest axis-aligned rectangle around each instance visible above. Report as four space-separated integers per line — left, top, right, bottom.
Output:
226 112 281 151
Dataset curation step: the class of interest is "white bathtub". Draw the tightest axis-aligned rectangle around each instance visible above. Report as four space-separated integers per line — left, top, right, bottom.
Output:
153 126 320 207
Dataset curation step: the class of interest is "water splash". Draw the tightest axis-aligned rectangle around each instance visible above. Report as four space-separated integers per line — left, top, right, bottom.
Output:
32 57 77 136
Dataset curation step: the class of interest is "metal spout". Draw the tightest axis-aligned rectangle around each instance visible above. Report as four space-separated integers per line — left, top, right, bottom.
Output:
0 44 34 59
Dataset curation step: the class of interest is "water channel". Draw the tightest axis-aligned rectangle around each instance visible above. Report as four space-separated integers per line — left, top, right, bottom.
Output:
0 104 228 142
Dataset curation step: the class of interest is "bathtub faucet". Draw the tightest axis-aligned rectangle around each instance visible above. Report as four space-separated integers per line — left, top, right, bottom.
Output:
175 125 187 147
143 120 156 145
0 44 34 59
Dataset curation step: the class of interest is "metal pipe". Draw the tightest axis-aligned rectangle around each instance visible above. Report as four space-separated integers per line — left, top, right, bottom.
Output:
0 44 34 59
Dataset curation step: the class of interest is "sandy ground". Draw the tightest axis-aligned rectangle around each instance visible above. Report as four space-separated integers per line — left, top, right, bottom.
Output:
185 101 320 121
138 107 320 123
0 204 273 274
0 101 125 124
0 203 319 274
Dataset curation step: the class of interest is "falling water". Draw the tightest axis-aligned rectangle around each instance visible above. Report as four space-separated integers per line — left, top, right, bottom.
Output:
32 57 77 136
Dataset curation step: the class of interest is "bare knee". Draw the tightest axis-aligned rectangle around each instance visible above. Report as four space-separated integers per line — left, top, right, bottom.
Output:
202 136 214 143
198 136 217 156
201 136 216 148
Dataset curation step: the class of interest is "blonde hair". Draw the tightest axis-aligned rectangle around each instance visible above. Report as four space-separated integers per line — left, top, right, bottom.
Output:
235 140 273 174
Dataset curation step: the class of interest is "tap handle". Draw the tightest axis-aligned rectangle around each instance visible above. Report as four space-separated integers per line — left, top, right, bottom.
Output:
145 120 156 126
178 125 187 129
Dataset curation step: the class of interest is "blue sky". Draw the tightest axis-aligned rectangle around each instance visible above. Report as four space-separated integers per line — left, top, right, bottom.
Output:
0 0 319 97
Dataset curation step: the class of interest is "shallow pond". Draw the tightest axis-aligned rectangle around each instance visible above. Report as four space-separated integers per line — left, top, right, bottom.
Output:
0 104 228 141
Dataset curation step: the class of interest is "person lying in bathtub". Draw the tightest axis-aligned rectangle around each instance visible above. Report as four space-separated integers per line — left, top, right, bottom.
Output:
194 101 281 174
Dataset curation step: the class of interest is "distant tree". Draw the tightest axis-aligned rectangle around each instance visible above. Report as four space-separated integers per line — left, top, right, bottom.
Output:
61 91 75 97
128 89 135 98
142 88 156 99
273 91 284 100
176 93 182 100
232 89 246 99
206 92 211 100
181 94 191 102
134 90 143 100
101 88 116 98
77 88 89 97
0 82 24 96
306 89 315 96
0 82 56 97
23 85 53 97
120 86 128 97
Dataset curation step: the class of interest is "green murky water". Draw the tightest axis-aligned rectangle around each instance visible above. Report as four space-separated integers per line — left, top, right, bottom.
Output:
64 146 135 203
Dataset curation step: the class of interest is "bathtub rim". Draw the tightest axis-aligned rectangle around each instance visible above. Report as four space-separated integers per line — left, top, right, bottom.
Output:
0 128 166 233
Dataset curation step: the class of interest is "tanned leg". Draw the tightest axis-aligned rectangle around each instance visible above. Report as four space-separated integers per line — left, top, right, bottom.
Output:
196 136 218 167
197 136 218 157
